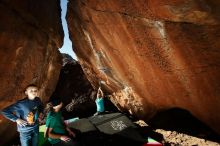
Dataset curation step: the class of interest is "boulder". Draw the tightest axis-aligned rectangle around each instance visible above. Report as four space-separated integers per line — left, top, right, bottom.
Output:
66 0 220 134
0 0 63 145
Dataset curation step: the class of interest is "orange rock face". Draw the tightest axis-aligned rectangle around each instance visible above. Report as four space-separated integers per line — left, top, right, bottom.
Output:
0 0 63 144
67 0 220 134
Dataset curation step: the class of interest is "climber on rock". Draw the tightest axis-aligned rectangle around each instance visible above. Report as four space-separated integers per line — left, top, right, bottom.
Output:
94 87 105 116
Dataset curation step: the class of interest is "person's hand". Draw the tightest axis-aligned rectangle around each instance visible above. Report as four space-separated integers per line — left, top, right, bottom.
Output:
66 127 76 137
38 117 44 125
97 87 104 97
60 135 71 142
97 87 101 95
38 113 44 125
68 130 76 138
16 118 28 127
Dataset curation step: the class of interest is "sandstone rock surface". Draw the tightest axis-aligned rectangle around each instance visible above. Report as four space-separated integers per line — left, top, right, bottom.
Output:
0 0 63 145
67 0 220 134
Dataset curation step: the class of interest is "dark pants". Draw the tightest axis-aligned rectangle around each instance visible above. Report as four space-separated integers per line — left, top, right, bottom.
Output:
52 139 80 146
19 130 38 146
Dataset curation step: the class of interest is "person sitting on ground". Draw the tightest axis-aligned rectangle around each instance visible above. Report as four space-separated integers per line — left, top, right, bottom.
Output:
45 98 80 146
1 84 44 146
94 87 105 116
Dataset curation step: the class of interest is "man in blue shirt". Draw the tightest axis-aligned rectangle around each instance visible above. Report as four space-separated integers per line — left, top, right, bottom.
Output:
1 84 43 146
94 87 105 116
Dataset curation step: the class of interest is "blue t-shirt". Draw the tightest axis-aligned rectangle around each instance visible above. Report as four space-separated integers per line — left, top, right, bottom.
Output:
95 97 105 112
1 97 43 132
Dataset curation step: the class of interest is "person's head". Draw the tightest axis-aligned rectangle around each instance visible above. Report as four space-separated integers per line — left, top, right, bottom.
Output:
24 84 39 100
51 98 63 112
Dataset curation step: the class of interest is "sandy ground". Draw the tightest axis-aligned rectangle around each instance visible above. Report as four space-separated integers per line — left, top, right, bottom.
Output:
135 108 220 146
157 129 220 146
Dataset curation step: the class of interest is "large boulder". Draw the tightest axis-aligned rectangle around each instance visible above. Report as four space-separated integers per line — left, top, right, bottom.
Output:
0 0 63 145
66 0 220 134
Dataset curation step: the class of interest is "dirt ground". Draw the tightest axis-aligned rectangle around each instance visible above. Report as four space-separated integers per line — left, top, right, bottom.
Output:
135 108 220 146
157 129 220 146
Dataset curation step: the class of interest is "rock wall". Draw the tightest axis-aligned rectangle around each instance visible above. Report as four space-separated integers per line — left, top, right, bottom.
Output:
51 54 97 119
0 0 63 145
67 0 220 134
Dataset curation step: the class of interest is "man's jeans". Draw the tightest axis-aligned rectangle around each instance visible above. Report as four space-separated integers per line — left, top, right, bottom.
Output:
19 130 38 146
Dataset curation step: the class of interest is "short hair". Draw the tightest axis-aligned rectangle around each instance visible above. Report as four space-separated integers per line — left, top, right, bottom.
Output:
24 84 38 91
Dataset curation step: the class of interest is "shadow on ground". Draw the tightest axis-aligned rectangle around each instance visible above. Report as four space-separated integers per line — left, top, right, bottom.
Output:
148 108 220 144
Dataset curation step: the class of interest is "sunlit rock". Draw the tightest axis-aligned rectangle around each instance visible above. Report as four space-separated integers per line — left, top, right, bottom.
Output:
67 0 220 134
0 0 63 145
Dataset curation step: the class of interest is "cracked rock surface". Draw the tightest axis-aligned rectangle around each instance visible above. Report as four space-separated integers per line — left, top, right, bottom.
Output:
67 0 220 135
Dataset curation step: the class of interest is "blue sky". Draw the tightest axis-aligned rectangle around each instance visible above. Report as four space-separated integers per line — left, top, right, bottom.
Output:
59 0 77 60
